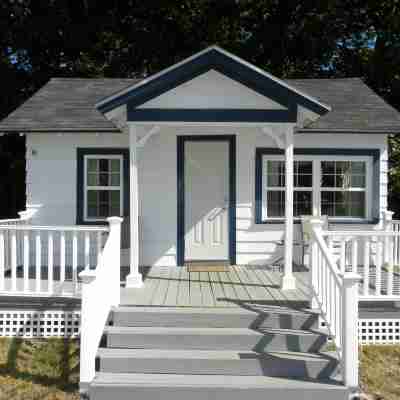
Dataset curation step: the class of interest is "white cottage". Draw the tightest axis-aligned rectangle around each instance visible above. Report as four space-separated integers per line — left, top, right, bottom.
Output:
1 46 400 399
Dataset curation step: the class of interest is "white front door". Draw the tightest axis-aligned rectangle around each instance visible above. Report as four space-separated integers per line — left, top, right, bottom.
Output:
184 140 229 261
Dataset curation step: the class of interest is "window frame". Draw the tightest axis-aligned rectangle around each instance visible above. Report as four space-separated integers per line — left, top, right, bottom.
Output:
77 148 130 225
255 148 380 224
83 154 124 222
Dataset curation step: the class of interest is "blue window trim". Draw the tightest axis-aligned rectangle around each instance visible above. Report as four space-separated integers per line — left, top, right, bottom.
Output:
76 148 130 225
255 148 381 225
177 135 236 266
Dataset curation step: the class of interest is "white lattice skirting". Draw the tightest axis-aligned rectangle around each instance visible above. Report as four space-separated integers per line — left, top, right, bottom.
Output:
0 309 398 344
359 319 400 345
0 309 80 338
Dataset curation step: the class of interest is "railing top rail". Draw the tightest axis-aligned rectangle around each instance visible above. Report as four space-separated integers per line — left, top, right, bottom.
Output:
323 230 400 237
312 228 343 287
0 224 109 232
0 217 25 223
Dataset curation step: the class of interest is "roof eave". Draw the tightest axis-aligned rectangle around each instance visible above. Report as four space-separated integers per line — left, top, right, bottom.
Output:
0 127 122 134
296 128 398 134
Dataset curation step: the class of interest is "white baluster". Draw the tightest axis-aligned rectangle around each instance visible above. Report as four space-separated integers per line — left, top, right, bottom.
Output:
340 238 346 273
387 235 394 296
60 231 66 288
11 229 17 292
363 238 370 296
35 231 41 293
72 231 78 294
97 231 102 266
351 237 358 274
375 238 383 296
84 232 90 270
23 231 29 292
48 232 54 294
0 231 4 291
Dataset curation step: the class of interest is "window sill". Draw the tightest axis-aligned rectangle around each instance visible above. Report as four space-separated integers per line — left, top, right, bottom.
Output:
256 218 380 225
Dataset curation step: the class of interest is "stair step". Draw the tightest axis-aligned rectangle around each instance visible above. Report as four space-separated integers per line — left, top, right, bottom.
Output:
96 348 339 379
111 306 319 330
90 373 349 400
104 326 327 353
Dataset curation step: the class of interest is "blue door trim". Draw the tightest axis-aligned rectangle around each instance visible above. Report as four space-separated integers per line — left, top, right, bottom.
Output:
177 135 236 266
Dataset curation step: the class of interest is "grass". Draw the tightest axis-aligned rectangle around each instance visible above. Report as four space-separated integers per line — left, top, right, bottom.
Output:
0 338 398 400
360 345 400 400
0 337 79 400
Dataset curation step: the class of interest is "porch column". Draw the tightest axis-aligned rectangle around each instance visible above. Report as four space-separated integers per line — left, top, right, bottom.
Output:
126 123 143 288
281 127 296 290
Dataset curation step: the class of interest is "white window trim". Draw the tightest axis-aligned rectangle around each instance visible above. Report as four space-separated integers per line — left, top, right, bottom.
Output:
261 154 373 222
83 154 124 222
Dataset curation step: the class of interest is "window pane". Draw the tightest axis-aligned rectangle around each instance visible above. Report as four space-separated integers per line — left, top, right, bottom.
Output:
87 173 97 186
110 173 120 186
99 173 108 186
294 191 312 216
295 161 312 187
99 159 109 172
266 161 284 187
111 159 120 172
266 190 285 217
321 191 365 218
87 159 97 172
321 160 366 189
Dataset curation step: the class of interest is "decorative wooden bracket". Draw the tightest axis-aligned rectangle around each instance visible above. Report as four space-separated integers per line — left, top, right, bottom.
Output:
260 126 285 149
137 125 161 147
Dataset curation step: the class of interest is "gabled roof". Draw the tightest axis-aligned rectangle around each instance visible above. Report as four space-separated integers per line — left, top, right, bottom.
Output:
96 46 331 116
0 50 400 133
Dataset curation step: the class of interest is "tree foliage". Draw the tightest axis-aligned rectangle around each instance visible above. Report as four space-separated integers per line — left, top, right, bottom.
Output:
1 0 400 215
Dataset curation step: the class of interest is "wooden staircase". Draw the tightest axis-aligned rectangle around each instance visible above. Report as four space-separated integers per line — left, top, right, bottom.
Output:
87 304 349 400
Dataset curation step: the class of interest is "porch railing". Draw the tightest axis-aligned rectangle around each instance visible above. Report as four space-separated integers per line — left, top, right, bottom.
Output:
323 230 400 301
309 218 360 391
79 217 122 387
0 223 109 297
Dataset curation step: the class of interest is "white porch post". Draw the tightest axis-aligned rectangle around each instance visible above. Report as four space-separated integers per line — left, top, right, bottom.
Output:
281 127 296 290
126 123 143 288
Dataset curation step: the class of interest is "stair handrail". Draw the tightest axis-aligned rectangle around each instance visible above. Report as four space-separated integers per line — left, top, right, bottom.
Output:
79 216 122 392
309 217 360 392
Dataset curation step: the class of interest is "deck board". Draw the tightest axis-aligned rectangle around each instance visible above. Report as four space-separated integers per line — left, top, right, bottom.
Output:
151 266 172 306
189 271 203 307
178 267 190 306
120 266 310 307
199 272 215 307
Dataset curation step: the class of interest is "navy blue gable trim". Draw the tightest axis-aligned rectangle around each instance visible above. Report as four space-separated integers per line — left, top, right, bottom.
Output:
128 108 297 123
255 148 381 224
98 48 328 117
177 135 236 266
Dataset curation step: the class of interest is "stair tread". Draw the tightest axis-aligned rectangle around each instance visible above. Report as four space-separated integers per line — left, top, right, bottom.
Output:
97 348 336 362
92 373 345 389
113 306 319 318
105 326 324 336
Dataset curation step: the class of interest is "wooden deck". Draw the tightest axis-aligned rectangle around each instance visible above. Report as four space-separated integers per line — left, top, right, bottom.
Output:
120 266 311 307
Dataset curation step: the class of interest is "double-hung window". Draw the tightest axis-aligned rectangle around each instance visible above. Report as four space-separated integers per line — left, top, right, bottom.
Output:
259 152 374 222
77 149 128 224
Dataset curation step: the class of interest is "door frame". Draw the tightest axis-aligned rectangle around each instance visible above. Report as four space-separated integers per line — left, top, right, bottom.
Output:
177 135 236 266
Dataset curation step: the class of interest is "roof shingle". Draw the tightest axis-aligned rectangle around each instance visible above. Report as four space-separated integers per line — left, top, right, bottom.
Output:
0 76 399 133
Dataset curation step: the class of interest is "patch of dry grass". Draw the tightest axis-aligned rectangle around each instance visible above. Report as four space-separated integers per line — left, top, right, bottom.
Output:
0 338 399 399
0 337 79 400
360 345 400 400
